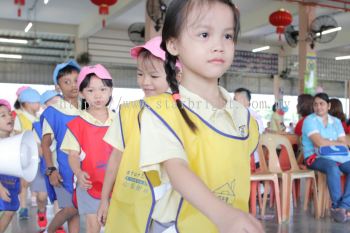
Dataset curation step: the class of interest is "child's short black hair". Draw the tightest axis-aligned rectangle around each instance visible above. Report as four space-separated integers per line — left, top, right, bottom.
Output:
234 87 251 102
56 65 80 84
14 99 21 110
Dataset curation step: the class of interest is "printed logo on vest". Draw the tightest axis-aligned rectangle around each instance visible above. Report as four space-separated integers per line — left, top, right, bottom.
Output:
96 161 107 170
123 170 149 193
213 180 236 205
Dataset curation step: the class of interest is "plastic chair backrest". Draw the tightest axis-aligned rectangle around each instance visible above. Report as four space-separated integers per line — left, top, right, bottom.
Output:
262 133 300 172
261 134 283 173
256 141 269 172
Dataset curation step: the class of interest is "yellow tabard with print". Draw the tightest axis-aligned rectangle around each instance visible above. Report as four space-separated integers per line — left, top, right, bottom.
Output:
17 112 33 131
105 100 161 233
106 94 258 233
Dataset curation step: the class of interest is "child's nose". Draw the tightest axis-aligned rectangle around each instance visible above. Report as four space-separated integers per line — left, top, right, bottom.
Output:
212 37 224 53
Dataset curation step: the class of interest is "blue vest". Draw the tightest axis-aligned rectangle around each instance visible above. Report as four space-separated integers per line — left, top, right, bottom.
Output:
32 121 57 203
40 106 77 193
0 175 20 211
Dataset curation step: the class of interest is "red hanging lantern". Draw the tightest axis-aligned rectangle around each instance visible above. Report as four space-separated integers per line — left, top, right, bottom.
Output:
14 0 25 17
269 9 293 41
91 0 117 28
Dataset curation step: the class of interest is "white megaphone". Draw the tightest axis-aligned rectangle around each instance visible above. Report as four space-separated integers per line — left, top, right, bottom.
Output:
0 131 39 182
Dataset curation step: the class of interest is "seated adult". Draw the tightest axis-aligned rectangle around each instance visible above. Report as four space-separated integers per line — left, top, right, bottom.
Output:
302 92 350 223
329 98 350 134
295 94 313 136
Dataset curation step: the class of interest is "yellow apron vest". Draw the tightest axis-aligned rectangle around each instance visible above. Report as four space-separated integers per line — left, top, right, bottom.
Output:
17 112 33 131
105 95 258 233
105 100 160 233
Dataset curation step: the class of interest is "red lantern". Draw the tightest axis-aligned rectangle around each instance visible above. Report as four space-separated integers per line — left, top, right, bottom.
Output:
91 0 117 28
269 9 293 41
14 0 25 17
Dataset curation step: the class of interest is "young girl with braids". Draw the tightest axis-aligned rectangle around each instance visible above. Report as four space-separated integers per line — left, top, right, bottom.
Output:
137 1 264 232
98 36 181 232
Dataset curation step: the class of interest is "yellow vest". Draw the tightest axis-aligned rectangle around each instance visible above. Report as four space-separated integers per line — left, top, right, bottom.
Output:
105 100 160 233
17 112 33 131
105 94 258 233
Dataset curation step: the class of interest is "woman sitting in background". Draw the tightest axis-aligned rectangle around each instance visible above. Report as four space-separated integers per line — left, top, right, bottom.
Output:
329 98 350 134
302 93 350 223
295 94 313 136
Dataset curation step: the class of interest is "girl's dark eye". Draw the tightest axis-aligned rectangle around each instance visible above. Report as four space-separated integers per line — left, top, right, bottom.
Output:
225 34 233 40
200 32 208 38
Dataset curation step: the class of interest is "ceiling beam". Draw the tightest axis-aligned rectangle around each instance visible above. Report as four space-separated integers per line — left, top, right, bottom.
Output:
78 0 140 39
0 19 77 36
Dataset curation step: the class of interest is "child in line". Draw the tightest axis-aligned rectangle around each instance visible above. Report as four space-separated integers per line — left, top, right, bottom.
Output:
13 87 41 220
0 99 20 232
61 64 115 233
32 90 61 230
138 0 263 232
41 60 81 233
97 36 180 232
13 86 29 115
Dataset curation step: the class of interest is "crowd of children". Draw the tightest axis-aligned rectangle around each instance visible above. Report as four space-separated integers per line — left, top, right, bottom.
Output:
0 1 265 233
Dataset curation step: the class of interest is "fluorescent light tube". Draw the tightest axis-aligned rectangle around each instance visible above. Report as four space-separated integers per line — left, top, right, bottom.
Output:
0 38 28 44
335 55 350 61
24 22 33 33
0 54 22 59
316 27 342 37
252 46 270 53
44 0 49 5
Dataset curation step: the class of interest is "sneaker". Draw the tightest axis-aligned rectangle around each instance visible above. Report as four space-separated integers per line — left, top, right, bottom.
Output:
19 208 29 220
331 208 347 223
55 226 66 233
37 212 48 229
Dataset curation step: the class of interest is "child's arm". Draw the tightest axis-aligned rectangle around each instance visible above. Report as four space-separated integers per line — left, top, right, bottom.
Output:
164 158 264 233
68 150 92 190
42 134 62 186
97 148 122 226
0 182 11 202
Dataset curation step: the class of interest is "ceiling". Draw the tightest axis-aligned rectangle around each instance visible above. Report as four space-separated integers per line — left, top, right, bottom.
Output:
0 0 349 63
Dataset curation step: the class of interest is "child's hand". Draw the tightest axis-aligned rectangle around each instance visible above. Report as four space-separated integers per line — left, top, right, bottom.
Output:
76 170 92 190
0 185 11 202
49 170 63 187
218 208 264 233
97 198 109 226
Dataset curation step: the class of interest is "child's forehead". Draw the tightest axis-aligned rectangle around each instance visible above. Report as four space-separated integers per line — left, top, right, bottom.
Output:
184 1 233 28
137 55 164 72
0 106 10 113
86 76 108 87
59 71 78 80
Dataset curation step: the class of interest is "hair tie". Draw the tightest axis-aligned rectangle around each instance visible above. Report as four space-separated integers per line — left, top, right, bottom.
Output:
172 93 181 101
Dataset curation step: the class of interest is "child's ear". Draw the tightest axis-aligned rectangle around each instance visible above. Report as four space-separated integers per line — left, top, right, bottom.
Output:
166 38 179 56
